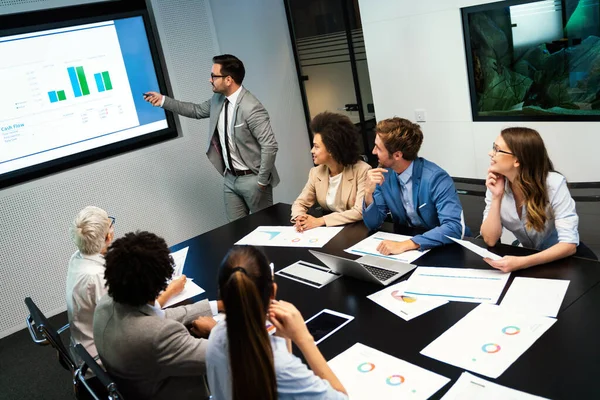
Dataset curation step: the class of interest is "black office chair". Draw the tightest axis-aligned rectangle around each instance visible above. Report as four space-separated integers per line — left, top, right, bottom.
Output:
74 344 124 400
25 297 76 372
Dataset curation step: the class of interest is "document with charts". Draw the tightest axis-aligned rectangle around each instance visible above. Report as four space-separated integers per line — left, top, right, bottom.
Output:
328 343 450 400
403 267 510 304
441 372 550 400
235 226 343 248
421 304 556 379
345 231 429 263
367 281 448 321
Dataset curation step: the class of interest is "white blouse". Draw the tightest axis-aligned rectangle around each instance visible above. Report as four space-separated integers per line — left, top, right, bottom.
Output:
483 172 579 250
325 173 343 212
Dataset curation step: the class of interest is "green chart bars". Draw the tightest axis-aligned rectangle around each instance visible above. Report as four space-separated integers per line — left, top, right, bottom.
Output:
48 90 66 103
67 66 113 97
94 71 113 92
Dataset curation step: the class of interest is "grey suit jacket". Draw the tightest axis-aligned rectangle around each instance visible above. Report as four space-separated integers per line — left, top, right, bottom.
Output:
93 295 212 400
162 87 280 187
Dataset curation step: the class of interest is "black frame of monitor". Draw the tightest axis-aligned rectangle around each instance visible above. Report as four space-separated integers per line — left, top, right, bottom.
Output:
0 0 178 189
461 0 600 122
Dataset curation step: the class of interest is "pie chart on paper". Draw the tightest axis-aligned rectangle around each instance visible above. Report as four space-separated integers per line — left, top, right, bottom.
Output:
391 290 417 303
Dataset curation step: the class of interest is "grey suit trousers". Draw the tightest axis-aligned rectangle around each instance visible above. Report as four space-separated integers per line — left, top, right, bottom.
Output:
224 171 273 221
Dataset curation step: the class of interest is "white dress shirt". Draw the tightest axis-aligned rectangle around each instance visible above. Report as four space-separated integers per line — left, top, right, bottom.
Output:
218 86 248 171
66 251 107 358
325 173 343 212
207 321 347 400
483 171 579 250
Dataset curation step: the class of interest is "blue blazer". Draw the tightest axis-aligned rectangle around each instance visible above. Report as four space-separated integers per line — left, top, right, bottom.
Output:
363 157 467 250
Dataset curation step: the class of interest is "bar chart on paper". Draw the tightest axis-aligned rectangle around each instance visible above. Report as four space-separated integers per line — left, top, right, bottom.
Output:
0 22 139 173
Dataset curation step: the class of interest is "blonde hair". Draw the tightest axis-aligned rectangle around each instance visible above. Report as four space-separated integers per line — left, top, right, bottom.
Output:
70 206 110 255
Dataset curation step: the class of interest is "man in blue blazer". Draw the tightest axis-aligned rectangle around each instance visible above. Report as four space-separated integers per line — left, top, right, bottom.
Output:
363 117 466 255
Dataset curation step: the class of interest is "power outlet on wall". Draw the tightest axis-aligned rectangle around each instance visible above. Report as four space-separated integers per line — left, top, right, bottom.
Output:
415 109 426 123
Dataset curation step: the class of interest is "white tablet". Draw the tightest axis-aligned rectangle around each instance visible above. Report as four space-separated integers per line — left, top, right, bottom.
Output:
304 309 354 345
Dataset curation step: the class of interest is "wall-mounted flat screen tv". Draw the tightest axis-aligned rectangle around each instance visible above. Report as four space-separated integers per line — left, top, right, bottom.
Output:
462 0 600 121
0 7 176 189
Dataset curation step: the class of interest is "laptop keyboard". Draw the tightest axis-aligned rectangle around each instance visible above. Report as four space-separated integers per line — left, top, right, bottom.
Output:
363 264 399 282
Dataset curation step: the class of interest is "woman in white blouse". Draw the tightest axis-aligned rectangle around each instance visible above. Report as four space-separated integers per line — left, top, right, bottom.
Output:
480 127 580 272
206 246 347 400
291 112 371 231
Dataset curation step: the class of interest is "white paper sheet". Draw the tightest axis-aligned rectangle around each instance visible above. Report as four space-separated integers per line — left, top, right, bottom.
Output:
367 281 448 321
403 267 510 304
328 343 450 400
421 304 556 379
161 280 205 309
500 277 570 318
235 226 343 248
345 231 429 263
441 372 550 400
447 236 502 261
170 246 189 277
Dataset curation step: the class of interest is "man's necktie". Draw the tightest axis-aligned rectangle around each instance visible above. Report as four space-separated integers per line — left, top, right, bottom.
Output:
223 99 235 172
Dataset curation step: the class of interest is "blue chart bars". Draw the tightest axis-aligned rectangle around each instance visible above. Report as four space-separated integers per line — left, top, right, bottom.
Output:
94 73 105 92
48 91 58 103
67 67 83 97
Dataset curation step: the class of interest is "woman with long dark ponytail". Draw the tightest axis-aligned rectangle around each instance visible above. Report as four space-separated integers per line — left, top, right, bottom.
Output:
480 127 580 272
206 246 347 400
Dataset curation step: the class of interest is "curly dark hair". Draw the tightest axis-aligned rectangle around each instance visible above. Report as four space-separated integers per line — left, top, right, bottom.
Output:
310 112 361 166
104 231 174 307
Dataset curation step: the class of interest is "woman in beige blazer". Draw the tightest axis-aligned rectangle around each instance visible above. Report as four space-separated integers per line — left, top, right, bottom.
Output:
291 112 371 231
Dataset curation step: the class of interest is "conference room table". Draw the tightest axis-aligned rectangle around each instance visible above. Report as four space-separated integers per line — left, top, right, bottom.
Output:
171 203 600 399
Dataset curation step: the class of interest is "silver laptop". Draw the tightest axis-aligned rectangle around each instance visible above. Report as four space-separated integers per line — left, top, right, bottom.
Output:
308 250 416 286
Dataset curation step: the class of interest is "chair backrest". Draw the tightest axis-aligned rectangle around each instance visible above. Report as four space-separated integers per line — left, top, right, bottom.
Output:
24 297 76 372
74 344 124 400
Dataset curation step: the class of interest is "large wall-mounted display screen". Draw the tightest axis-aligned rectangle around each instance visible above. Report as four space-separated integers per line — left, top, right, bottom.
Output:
0 13 176 188
462 0 600 121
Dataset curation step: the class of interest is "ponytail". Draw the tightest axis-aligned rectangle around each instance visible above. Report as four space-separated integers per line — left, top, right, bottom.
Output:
220 248 277 400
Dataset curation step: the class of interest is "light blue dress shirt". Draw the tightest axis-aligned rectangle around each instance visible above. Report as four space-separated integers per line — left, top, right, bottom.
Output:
206 321 347 400
397 162 423 227
483 172 579 250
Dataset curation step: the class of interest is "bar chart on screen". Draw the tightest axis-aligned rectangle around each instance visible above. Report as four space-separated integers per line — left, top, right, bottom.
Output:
0 22 139 173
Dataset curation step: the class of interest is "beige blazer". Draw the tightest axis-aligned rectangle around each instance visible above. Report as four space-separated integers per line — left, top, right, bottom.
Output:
291 161 371 226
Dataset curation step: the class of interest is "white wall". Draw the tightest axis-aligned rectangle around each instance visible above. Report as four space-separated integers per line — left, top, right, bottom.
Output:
0 0 311 339
359 0 600 182
208 0 313 203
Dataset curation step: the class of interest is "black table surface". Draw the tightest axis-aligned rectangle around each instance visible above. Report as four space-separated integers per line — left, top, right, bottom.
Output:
171 203 600 399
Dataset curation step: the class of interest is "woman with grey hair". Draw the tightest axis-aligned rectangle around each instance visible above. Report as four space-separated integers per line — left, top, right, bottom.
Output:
66 206 186 359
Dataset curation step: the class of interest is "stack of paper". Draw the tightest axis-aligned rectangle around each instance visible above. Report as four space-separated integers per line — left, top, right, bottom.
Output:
345 231 429 264
328 343 450 400
500 277 570 318
403 267 510 304
367 281 448 321
162 246 206 309
235 226 343 248
161 281 205 309
441 372 549 399
421 304 556 378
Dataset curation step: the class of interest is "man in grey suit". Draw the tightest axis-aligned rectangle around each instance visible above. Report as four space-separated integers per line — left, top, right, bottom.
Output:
144 54 279 221
93 231 218 400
